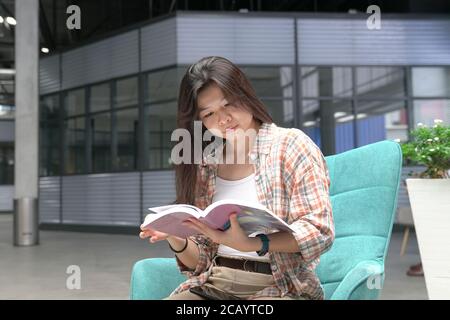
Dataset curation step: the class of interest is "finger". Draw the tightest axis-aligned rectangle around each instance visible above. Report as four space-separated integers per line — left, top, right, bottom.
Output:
229 213 241 229
149 235 164 243
140 231 151 239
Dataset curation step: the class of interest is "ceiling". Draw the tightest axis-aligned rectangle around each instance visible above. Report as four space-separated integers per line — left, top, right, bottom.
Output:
0 0 448 109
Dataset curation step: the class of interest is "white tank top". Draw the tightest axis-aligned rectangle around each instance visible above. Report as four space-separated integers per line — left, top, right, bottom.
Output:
212 173 270 262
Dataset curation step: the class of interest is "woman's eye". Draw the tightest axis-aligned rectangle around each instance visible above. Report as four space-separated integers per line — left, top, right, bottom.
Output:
204 112 213 118
224 103 230 107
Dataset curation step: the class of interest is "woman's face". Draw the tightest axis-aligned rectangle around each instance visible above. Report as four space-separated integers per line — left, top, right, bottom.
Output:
196 83 259 140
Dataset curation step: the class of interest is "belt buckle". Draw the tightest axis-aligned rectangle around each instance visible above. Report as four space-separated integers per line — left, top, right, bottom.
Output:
243 259 251 272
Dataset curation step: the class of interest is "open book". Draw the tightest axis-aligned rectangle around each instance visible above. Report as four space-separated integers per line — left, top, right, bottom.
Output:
142 199 295 238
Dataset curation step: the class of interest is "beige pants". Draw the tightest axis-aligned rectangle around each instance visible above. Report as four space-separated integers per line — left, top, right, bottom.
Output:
166 259 302 300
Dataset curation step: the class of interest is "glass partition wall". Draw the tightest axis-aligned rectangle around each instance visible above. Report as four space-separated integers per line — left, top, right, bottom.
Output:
39 66 450 176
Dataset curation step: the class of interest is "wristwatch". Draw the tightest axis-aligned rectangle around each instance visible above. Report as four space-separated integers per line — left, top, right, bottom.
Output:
255 234 270 256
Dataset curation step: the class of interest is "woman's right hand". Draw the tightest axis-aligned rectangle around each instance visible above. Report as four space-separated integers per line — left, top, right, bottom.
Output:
139 225 170 243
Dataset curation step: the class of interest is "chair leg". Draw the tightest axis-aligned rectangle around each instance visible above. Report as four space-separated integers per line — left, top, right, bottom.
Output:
400 226 410 256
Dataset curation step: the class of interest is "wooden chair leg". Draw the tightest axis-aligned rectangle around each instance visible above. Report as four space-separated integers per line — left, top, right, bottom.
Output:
400 226 410 256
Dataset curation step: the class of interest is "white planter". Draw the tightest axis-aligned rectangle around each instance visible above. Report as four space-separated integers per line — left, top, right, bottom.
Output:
406 179 450 300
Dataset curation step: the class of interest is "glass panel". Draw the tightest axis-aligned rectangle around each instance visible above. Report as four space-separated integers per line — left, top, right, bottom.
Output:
356 100 408 147
300 67 352 98
302 99 321 147
261 99 294 128
65 89 85 117
64 117 85 174
0 143 14 184
0 105 15 120
412 67 450 97
302 99 355 154
356 67 405 97
242 67 293 98
115 108 138 171
91 112 111 173
40 95 59 122
116 77 138 109
145 101 177 169
40 95 61 176
90 83 110 113
413 99 450 128
146 68 185 103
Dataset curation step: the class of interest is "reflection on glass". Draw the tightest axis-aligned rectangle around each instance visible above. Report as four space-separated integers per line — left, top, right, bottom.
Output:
65 89 85 117
90 83 110 113
116 77 138 108
40 95 61 176
65 117 85 174
91 113 111 173
301 99 355 154
356 100 407 147
242 67 293 98
0 105 15 119
115 108 138 171
412 67 450 97
146 68 185 103
0 144 14 184
145 101 177 169
413 99 450 128
356 67 405 97
300 67 352 98
261 99 294 128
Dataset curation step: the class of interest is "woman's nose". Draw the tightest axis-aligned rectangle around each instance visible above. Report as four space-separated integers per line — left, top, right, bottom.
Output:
217 110 231 125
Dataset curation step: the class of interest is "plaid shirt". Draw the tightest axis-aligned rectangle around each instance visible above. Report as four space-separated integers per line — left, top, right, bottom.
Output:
171 122 334 300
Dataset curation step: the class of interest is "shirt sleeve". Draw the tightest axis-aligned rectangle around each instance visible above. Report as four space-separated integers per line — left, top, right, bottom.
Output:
175 234 218 277
284 135 335 263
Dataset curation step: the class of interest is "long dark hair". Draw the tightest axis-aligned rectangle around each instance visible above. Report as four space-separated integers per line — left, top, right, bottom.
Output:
175 56 273 205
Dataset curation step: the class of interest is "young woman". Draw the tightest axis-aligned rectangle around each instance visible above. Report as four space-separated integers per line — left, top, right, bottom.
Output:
139 56 334 300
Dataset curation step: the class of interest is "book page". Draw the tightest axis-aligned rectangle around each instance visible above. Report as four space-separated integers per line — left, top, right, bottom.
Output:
202 199 295 235
147 204 202 214
142 206 204 238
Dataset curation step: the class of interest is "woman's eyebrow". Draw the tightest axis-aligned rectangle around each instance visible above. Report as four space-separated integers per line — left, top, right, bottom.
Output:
199 98 227 111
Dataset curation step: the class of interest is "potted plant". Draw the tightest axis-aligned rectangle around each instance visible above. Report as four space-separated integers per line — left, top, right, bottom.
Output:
401 119 450 299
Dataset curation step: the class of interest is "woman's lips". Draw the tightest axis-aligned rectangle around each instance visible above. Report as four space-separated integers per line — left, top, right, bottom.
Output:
225 125 238 133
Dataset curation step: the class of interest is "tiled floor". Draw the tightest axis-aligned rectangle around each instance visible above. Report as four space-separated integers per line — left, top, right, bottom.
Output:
0 214 427 299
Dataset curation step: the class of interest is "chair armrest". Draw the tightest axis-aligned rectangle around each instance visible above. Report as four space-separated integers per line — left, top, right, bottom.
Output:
129 258 186 300
330 260 385 300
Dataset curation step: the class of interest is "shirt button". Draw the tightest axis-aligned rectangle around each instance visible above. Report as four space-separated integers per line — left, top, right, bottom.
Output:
249 153 257 161
271 265 278 272
254 174 260 181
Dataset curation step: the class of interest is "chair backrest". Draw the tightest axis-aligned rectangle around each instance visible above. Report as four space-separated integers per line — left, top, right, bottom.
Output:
317 140 402 299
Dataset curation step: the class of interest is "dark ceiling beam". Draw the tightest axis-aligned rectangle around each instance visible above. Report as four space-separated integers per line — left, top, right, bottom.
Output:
0 0 14 18
39 0 55 50
84 15 111 39
0 0 14 39
169 0 176 12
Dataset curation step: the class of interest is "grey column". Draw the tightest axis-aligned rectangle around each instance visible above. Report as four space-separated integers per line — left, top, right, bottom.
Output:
14 0 39 246
318 68 336 156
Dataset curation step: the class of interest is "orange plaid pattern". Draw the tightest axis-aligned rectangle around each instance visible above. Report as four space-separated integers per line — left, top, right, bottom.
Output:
171 122 334 299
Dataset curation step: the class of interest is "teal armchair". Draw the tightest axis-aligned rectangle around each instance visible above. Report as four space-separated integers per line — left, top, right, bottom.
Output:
130 140 402 300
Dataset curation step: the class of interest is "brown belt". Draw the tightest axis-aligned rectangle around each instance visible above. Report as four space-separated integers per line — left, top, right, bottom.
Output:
215 256 272 275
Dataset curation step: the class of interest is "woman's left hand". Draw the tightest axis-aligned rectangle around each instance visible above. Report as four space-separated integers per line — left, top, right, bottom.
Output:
182 212 255 252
